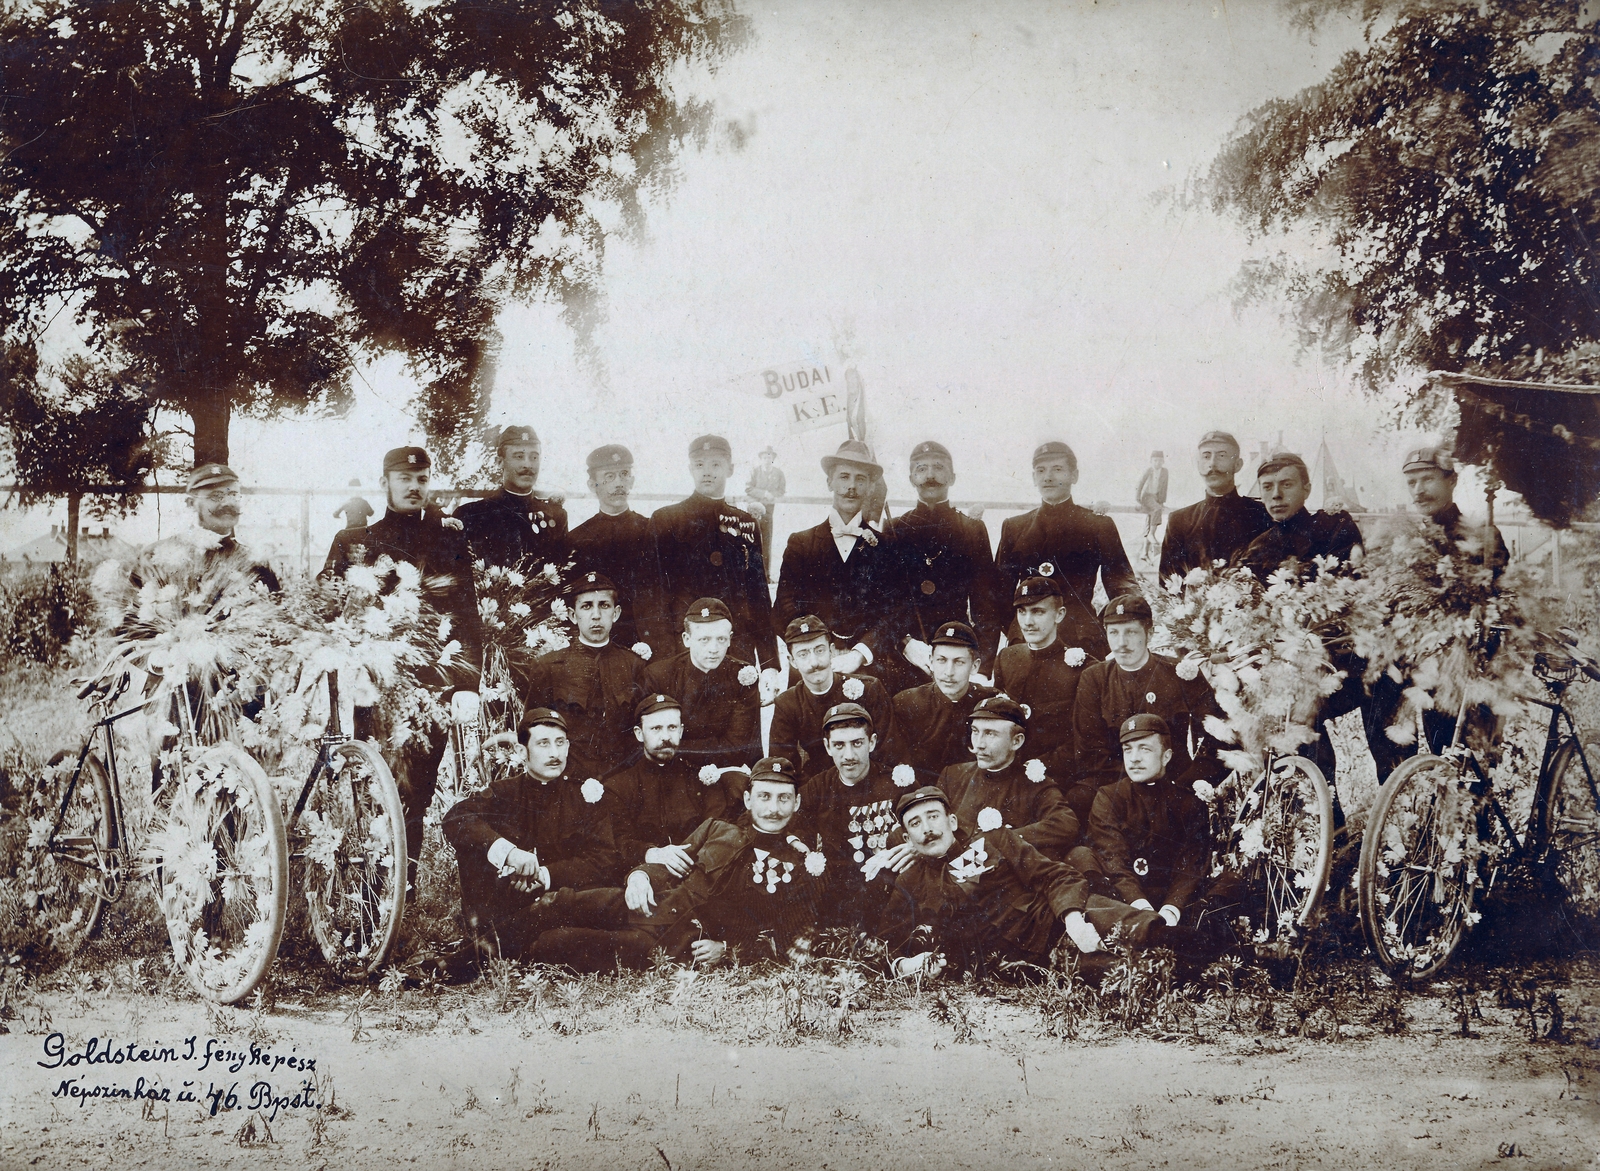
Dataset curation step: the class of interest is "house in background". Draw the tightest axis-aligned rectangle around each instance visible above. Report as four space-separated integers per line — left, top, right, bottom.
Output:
0 524 138 571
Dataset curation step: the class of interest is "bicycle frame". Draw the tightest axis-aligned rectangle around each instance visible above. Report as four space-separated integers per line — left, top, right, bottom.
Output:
285 671 356 837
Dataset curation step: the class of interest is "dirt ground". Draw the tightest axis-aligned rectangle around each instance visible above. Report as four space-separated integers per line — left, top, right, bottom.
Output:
5 967 1599 1171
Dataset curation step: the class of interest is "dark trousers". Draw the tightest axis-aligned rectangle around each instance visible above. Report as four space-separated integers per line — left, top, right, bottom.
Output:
465 885 633 961
1067 845 1245 957
1364 674 1500 783
354 706 445 894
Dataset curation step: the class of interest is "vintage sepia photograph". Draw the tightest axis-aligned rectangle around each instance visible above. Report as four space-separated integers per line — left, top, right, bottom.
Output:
1 1 1598 1167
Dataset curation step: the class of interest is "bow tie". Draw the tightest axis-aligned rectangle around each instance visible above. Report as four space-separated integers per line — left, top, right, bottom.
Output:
830 515 869 540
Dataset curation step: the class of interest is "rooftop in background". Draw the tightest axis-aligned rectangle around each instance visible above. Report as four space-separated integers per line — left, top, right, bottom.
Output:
1 524 138 568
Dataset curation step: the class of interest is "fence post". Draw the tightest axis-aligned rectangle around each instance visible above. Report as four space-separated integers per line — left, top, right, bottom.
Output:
301 491 311 575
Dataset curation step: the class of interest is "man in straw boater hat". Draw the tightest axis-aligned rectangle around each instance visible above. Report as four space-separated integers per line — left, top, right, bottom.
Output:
322 445 482 896
995 440 1139 662
647 434 776 668
1158 429 1270 583
568 443 658 652
454 424 570 572
882 439 1007 678
773 438 916 694
522 757 826 972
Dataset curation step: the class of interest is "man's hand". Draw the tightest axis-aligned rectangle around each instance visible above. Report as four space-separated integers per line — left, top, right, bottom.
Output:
891 951 947 980
624 870 657 914
864 842 917 879
1130 898 1155 913
644 844 695 878
903 639 932 674
1158 904 1181 928
1063 910 1101 953
758 667 785 706
441 516 464 531
689 939 726 967
831 649 865 676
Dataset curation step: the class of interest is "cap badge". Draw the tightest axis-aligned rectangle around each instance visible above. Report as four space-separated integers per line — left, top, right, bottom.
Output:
700 607 711 618
407 454 417 465
800 623 810 632
1116 603 1125 615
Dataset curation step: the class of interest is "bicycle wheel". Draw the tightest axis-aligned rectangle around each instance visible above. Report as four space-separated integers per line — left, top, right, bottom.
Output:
1358 753 1495 980
28 750 114 953
298 740 407 980
1538 736 1600 922
1227 756 1333 947
155 743 288 1004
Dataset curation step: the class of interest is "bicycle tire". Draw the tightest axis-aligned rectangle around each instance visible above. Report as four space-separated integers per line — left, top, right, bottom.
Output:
30 750 114 953
1538 736 1600 924
1358 753 1493 980
1222 756 1333 948
298 739 408 980
156 743 288 1004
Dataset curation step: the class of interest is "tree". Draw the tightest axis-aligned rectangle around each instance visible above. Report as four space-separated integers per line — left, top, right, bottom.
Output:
1207 1 1600 416
0 343 157 562
0 1 749 470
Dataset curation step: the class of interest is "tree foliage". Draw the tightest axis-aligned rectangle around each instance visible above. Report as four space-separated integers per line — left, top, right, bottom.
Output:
0 1 750 469
1208 1 1600 414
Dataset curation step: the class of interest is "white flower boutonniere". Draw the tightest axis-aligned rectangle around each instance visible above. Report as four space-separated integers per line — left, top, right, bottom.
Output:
804 851 826 876
841 677 864 700
1024 759 1046 784
698 764 722 786
738 665 759 687
892 764 917 788
1064 647 1087 667
580 778 605 804
976 807 1004 832
1191 779 1217 804
632 642 653 661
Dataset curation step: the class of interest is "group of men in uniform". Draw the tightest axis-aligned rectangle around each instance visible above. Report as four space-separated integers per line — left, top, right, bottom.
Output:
159 418 1502 981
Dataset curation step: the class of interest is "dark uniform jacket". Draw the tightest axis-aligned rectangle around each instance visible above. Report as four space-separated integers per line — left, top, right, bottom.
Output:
568 507 657 651
1433 504 1510 577
883 501 1007 671
442 771 621 914
321 509 482 684
625 817 823 958
1085 777 1209 912
769 673 898 781
794 764 905 928
1073 654 1220 792
877 826 1087 968
892 681 998 787
773 517 907 671
455 488 570 573
936 758 1079 860
1233 507 1362 581
522 641 645 780
995 498 1138 659
604 753 740 870
639 651 762 770
649 493 773 666
993 640 1086 780
1159 490 1271 583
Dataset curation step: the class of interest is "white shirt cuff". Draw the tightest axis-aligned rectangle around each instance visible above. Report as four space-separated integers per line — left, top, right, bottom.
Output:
487 837 516 870
854 641 874 666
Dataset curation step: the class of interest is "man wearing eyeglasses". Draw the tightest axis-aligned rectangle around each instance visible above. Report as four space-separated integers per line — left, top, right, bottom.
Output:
133 463 279 594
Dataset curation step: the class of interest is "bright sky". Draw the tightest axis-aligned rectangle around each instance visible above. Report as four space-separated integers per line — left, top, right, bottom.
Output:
9 0 1480 555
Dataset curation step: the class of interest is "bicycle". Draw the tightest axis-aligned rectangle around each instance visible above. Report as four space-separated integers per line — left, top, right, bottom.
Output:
438 645 521 810
1358 630 1600 980
1208 745 1335 955
31 656 288 1004
282 671 408 981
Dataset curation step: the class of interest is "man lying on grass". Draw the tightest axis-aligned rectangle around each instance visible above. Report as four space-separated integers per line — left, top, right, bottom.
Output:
523 757 828 972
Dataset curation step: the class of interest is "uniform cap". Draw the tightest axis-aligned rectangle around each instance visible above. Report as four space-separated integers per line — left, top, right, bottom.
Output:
895 785 950 822
1402 445 1456 474
783 614 832 644
1151 450 1165 459
186 463 238 492
565 571 618 599
750 756 798 787
497 425 540 451
1197 430 1240 454
382 446 431 474
930 621 978 650
685 597 733 624
634 693 681 724
586 444 634 472
1119 712 1170 744
1102 593 1153 627
1031 441 1076 467
821 701 873 733
689 434 732 460
1256 451 1309 481
518 706 568 740
1013 576 1062 605
969 694 1027 728
821 439 882 478
909 440 952 463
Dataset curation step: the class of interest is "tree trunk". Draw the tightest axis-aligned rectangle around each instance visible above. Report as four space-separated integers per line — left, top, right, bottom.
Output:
65 492 80 564
190 390 232 467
